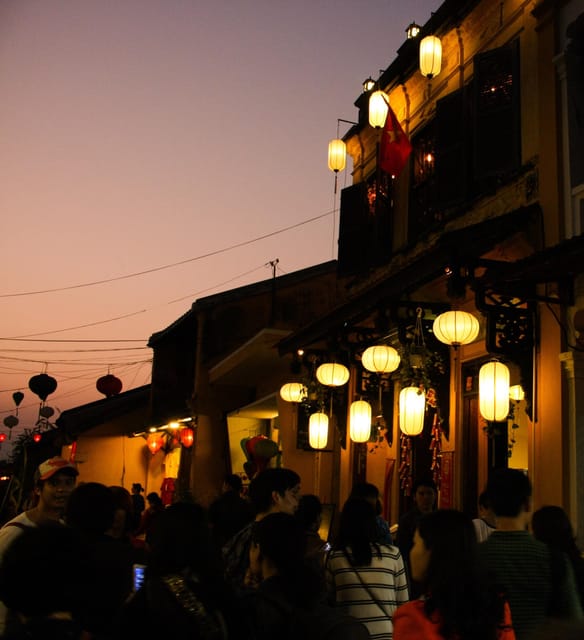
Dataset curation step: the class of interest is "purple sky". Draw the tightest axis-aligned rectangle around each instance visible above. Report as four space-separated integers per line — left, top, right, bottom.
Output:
0 0 439 449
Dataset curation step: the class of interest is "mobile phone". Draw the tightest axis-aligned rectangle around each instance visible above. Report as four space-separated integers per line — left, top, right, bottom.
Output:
133 563 146 592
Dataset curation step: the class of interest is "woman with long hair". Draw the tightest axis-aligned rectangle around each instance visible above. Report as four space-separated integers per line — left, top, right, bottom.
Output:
393 509 515 640
325 497 409 639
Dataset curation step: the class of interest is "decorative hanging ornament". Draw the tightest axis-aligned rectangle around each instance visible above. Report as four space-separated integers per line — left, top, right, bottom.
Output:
361 345 401 373
180 427 194 448
349 400 372 443
279 382 307 403
147 433 164 455
308 412 329 450
12 391 24 407
399 386 426 436
432 310 479 347
28 373 57 402
96 374 123 398
33 433 42 443
39 406 55 419
0 433 6 443
316 362 350 387
479 361 510 422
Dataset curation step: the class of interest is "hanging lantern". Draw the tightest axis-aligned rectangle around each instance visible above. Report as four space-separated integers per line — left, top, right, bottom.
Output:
433 310 480 347
33 433 42 443
509 385 525 402
419 35 442 78
368 90 389 128
362 345 401 374
28 373 57 402
147 433 164 455
96 374 123 398
406 22 421 39
316 362 350 387
39 406 55 419
399 387 426 436
0 434 6 443
362 76 375 93
279 382 307 403
328 138 347 173
180 427 194 448
309 412 329 450
12 392 24 407
3 415 18 429
479 361 510 422
349 400 372 443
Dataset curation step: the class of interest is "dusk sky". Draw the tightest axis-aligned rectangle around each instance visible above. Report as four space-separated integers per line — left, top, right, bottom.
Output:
0 0 439 449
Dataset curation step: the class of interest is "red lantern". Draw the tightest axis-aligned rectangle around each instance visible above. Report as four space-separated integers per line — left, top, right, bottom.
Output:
33 433 42 443
180 427 194 448
146 433 164 455
96 374 123 398
0 434 6 442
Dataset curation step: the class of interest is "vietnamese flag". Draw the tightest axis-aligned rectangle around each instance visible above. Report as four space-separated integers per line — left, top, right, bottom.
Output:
379 102 412 177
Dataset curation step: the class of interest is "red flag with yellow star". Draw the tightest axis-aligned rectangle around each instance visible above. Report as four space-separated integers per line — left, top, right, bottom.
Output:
379 103 412 177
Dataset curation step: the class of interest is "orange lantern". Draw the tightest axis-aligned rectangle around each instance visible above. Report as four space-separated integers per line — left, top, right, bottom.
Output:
180 427 194 448
147 433 164 455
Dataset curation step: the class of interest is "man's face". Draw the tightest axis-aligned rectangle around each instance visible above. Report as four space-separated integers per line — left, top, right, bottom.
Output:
414 485 436 513
273 483 301 515
38 472 76 512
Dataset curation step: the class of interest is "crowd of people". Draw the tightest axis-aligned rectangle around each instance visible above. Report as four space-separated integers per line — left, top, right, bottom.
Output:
0 457 583 639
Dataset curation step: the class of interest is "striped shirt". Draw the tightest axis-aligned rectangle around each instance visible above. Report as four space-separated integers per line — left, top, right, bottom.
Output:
325 544 409 639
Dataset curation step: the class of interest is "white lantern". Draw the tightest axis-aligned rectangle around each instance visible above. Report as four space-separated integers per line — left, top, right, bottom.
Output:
279 382 307 403
419 35 442 78
309 412 329 450
433 310 480 347
328 138 347 173
361 345 401 374
509 384 525 402
368 90 389 128
349 400 372 443
399 386 426 436
479 361 510 421
316 362 350 387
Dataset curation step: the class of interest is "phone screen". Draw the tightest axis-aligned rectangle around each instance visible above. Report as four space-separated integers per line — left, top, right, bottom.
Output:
133 563 146 592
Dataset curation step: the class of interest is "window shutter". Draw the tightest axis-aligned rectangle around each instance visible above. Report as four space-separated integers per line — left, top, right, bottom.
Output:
337 182 370 276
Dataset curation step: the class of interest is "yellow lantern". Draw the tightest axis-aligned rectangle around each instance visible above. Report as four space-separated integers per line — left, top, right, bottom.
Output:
309 412 329 449
316 362 350 387
509 384 525 402
328 138 347 173
279 382 307 403
368 90 389 128
349 400 372 443
399 386 426 436
361 345 401 374
479 361 510 421
419 35 442 79
433 310 480 347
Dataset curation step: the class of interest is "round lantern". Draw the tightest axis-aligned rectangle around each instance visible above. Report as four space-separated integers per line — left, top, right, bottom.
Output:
28 373 57 402
316 362 350 387
32 433 42 443
433 310 480 347
3 415 18 429
0 433 6 443
419 35 442 79
39 406 55 419
368 90 389 128
479 361 510 422
328 138 347 173
279 382 307 403
509 385 525 402
361 345 401 374
180 427 194 448
309 412 329 450
349 400 372 443
96 374 123 398
399 387 426 436
147 433 164 455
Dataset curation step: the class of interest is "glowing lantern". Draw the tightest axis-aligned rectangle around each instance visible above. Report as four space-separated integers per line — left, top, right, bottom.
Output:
328 138 347 173
0 434 6 443
309 412 329 450
28 373 57 402
180 427 194 448
509 385 525 401
419 35 442 78
368 90 389 128
361 345 401 373
316 363 350 387
33 433 42 443
479 361 510 422
399 387 426 436
96 374 123 398
147 433 164 455
433 310 480 347
349 400 372 443
279 382 307 403
362 77 375 92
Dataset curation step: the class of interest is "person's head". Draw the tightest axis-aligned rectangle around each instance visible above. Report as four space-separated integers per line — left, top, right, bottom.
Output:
486 468 531 518
250 512 306 579
223 473 243 494
66 482 116 535
108 485 134 538
337 497 377 566
33 457 78 514
296 494 322 532
146 491 164 508
477 490 496 526
412 478 437 514
350 482 382 514
248 467 301 516
131 483 144 495
532 506 579 558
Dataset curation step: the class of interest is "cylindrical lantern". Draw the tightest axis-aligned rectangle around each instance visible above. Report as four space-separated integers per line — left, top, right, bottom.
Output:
328 138 347 173
362 345 401 373
316 362 350 387
399 387 426 436
349 400 372 443
479 361 510 421
279 382 307 403
368 90 389 128
180 427 194 448
433 310 480 347
309 412 329 450
509 385 525 402
419 35 442 78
